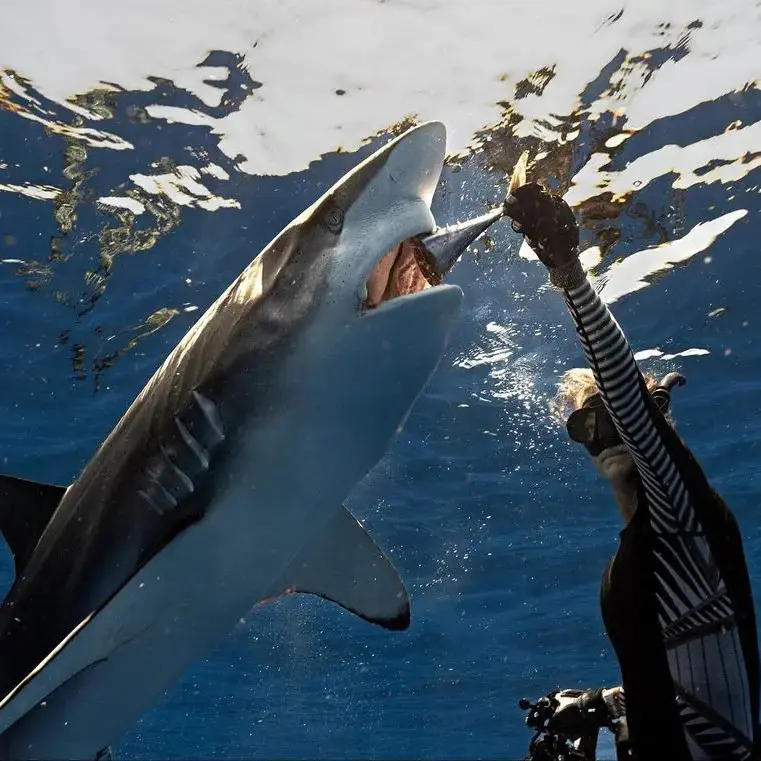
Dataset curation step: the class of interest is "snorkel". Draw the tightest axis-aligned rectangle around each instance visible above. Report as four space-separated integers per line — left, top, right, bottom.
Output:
566 372 687 457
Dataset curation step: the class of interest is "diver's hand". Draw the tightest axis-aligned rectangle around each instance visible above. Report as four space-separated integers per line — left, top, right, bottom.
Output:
504 183 579 270
547 688 611 735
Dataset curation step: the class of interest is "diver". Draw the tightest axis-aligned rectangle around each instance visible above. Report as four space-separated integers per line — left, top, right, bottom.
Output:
503 183 760 761
518 685 626 760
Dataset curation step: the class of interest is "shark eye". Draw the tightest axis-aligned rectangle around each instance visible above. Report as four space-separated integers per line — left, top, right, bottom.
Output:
322 204 344 234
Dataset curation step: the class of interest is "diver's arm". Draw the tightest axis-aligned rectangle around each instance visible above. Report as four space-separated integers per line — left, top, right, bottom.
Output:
506 185 758 758
504 185 688 518
556 269 689 512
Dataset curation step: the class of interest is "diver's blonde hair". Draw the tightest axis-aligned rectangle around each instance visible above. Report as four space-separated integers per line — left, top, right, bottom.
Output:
549 367 663 425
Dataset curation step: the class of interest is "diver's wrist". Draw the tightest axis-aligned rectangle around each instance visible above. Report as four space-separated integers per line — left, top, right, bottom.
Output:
549 257 585 289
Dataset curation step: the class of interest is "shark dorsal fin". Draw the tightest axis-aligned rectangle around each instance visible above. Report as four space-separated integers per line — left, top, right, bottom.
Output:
0 476 67 576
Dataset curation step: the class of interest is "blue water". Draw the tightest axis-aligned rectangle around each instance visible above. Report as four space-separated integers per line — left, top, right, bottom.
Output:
1 46 760 760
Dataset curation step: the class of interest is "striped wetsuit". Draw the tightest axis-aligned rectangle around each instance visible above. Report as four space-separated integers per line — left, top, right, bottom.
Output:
558 267 760 760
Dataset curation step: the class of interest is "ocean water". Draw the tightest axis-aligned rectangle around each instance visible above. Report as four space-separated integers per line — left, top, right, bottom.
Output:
0 1 760 758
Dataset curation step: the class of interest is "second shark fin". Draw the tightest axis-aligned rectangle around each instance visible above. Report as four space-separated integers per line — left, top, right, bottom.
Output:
0 475 68 577
267 505 410 631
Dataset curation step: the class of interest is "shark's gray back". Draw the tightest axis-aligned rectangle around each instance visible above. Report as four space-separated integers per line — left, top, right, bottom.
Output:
0 220 329 699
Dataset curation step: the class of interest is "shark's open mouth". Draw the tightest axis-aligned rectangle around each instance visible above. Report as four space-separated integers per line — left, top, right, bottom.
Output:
359 146 526 313
362 237 443 311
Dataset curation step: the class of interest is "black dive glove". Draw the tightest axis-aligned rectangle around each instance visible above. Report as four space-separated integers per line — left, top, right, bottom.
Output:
504 183 580 276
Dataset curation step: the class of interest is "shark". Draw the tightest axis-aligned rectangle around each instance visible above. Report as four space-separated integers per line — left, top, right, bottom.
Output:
0 121 518 759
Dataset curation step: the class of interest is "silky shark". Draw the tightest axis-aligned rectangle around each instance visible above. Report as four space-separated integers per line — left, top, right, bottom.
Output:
0 122 522 759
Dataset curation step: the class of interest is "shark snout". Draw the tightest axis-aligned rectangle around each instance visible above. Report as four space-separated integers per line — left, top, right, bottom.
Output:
382 120 448 210
357 121 508 314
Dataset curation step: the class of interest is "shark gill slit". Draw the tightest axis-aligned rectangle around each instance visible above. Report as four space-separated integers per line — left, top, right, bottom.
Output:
138 481 177 516
192 390 225 445
174 417 210 470
138 390 226 517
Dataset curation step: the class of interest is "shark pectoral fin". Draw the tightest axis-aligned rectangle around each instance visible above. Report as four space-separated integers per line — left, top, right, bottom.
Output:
276 506 410 631
0 475 68 576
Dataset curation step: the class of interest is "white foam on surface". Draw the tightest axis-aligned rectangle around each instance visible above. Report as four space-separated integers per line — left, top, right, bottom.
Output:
0 182 60 201
634 348 711 361
2 0 759 178
593 209 748 304
565 121 761 205
97 197 147 215
128 166 241 211
518 208 746 305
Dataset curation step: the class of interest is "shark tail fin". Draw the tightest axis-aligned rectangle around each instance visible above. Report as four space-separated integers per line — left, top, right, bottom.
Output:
0 475 67 577
266 505 410 631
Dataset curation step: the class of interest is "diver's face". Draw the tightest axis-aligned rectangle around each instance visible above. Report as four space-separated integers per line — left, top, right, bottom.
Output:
591 444 639 522
565 392 642 521
592 444 636 484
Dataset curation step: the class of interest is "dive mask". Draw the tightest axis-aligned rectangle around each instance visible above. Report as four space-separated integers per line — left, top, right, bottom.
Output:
565 372 686 457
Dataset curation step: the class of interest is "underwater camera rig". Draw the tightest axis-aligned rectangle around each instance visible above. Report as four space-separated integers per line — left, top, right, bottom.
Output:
519 693 601 761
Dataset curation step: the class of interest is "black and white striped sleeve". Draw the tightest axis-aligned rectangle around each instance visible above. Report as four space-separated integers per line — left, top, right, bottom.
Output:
558 268 755 759
560 275 694 534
